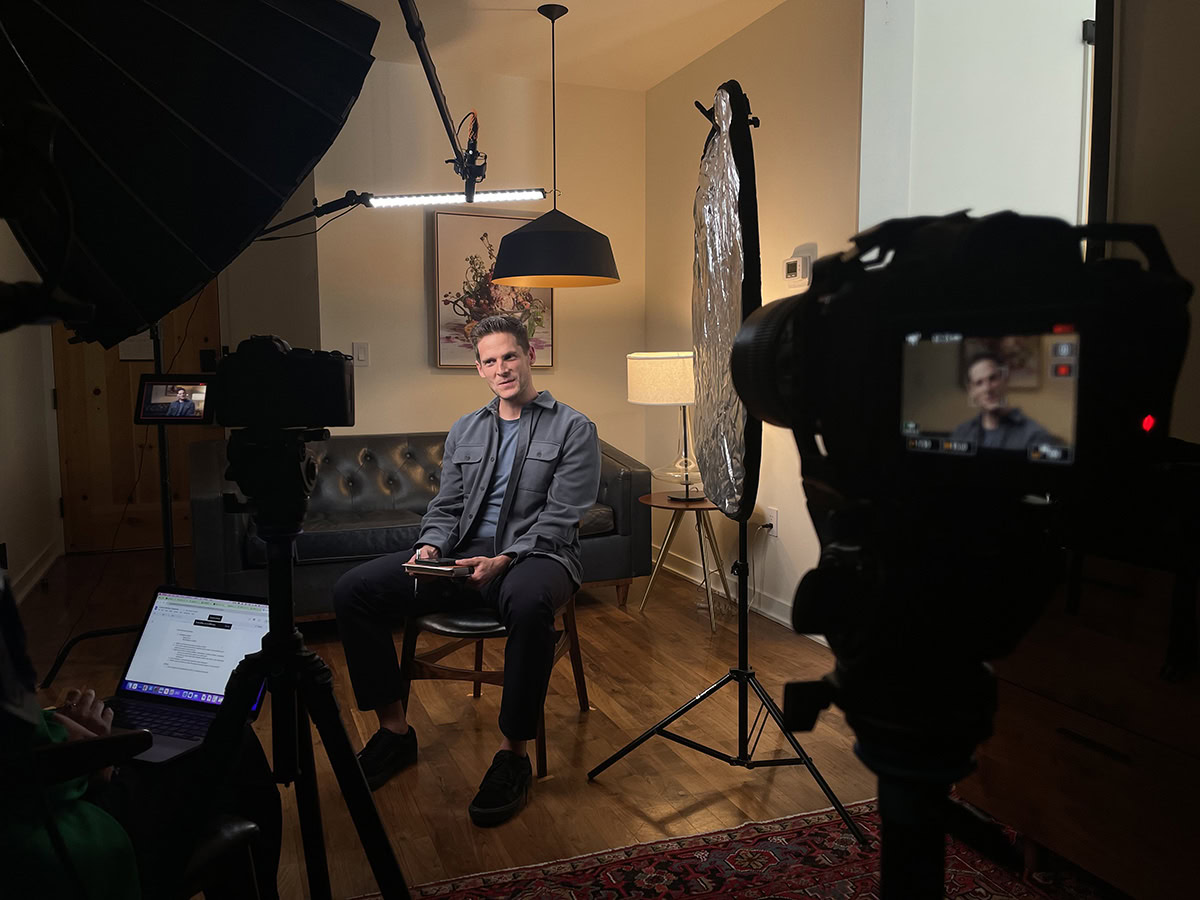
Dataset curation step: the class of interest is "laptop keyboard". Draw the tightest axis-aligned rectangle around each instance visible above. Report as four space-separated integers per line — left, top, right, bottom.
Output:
110 699 214 741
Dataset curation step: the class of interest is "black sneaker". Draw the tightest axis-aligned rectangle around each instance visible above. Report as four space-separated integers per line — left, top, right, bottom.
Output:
357 726 418 791
468 750 532 827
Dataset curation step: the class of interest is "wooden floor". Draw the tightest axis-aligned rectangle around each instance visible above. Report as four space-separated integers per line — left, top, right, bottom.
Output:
20 550 876 899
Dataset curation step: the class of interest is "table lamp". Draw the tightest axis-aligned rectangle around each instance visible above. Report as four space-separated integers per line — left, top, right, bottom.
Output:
627 351 704 501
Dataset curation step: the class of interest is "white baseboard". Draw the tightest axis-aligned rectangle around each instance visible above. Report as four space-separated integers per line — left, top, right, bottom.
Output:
11 539 63 604
655 544 787 627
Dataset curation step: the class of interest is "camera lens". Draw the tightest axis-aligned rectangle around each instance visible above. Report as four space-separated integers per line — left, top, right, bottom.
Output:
731 292 805 428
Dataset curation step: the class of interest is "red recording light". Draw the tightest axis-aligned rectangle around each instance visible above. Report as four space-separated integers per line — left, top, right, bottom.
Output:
1052 323 1075 334
1142 415 1156 432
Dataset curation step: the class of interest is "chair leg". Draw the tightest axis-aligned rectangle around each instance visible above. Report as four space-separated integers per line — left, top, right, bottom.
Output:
562 600 589 711
614 581 630 608
535 705 547 778
473 639 484 697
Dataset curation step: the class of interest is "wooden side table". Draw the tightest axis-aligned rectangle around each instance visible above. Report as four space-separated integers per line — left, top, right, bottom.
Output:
637 492 733 632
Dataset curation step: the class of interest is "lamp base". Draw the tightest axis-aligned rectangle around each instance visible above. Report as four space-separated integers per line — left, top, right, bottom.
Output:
664 489 707 502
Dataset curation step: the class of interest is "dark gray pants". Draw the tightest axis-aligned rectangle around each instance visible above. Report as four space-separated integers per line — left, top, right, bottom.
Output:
332 541 574 741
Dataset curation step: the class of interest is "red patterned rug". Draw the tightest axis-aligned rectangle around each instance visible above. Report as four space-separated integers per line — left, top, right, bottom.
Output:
357 800 1124 899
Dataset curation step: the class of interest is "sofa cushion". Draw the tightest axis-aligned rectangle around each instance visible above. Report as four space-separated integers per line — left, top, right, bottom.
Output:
245 509 423 567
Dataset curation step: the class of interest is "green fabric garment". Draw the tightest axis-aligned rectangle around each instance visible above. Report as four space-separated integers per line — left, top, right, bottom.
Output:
0 710 141 900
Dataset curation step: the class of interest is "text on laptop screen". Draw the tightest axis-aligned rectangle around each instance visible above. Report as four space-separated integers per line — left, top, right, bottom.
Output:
123 591 269 706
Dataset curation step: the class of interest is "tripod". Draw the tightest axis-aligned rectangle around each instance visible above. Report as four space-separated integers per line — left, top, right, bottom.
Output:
218 428 410 900
587 521 869 847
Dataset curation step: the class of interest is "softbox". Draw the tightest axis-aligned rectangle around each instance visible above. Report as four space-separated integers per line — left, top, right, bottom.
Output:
0 0 379 346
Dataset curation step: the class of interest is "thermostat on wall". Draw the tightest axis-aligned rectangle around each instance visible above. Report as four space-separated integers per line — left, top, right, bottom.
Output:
784 243 817 288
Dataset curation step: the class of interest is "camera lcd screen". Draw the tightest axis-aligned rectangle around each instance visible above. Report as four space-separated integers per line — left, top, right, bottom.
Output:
900 331 1077 464
133 374 214 425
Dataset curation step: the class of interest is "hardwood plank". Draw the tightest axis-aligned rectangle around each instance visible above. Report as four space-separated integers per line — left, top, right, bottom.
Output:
21 550 875 898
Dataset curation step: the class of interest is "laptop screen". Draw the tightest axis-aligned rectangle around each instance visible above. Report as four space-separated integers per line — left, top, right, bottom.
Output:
121 589 269 709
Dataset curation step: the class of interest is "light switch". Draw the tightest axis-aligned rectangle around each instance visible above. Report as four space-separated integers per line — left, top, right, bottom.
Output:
352 341 369 367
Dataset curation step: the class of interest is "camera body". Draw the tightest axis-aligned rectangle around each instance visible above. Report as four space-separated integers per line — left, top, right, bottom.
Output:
212 335 354 429
732 211 1192 773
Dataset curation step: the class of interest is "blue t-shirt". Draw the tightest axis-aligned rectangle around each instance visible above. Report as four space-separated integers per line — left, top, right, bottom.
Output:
475 417 519 540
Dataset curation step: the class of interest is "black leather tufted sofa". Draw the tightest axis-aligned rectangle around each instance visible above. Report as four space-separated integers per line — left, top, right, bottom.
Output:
190 433 651 619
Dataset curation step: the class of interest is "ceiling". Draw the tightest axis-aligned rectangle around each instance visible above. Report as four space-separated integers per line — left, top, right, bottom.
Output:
351 0 791 92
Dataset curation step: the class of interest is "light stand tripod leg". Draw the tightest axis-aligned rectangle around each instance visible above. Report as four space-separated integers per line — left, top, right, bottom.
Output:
587 671 737 779
744 674 870 847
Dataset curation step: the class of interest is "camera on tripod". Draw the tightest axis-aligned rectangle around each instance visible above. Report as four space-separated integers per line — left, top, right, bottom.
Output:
213 334 355 430
729 209 1192 895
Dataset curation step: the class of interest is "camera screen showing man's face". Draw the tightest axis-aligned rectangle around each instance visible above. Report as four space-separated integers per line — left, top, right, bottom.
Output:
900 331 1078 464
134 378 211 424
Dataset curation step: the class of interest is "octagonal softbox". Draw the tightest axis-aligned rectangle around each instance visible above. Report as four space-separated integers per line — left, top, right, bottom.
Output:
0 0 379 346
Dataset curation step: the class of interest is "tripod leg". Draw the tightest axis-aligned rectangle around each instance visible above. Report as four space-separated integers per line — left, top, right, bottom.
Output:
746 674 870 847
640 510 685 611
588 671 735 779
297 649 411 900
292 694 333 900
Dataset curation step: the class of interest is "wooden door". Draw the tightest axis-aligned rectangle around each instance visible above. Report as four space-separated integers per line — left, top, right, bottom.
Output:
52 281 225 552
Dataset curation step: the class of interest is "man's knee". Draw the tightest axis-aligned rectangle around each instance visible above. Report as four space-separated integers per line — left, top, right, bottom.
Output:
332 567 370 621
499 582 557 633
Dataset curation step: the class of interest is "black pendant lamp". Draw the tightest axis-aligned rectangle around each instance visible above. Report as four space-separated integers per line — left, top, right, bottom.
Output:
491 4 620 288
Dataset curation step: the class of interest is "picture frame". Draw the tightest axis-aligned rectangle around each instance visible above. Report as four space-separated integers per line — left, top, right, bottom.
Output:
960 335 1041 390
434 210 554 368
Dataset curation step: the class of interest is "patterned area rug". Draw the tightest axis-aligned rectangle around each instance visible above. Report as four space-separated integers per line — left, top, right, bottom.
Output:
357 800 1124 899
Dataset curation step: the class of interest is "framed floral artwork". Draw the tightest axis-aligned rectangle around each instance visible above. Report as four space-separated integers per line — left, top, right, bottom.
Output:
434 211 553 368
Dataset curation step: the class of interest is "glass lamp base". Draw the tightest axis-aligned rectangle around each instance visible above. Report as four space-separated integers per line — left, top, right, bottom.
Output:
653 458 704 501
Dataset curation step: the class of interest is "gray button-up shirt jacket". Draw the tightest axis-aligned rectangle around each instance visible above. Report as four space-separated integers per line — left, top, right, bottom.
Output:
417 390 601 586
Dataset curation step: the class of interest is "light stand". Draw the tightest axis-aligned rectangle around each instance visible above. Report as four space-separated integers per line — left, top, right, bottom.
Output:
588 522 870 848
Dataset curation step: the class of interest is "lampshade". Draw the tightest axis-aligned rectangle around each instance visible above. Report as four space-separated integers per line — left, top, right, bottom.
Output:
627 351 695 406
493 209 620 287
490 4 619 289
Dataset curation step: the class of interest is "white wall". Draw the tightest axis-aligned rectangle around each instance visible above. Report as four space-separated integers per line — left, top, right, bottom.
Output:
861 0 1096 228
313 61 647 454
646 0 864 624
0 225 63 600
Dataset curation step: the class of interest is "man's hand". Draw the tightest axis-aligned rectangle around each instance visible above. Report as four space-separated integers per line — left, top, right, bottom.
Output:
457 554 512 588
54 688 114 739
408 544 440 564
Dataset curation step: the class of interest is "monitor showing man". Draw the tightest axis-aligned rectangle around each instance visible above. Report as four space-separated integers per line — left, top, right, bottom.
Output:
166 388 197 417
950 352 1055 451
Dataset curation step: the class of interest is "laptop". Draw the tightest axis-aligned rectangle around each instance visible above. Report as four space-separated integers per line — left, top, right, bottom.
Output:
107 586 270 763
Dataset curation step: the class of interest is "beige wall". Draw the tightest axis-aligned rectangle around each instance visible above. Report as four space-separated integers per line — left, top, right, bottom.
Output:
1113 0 1200 442
313 62 646 455
645 0 864 622
0 225 63 600
218 172 323 353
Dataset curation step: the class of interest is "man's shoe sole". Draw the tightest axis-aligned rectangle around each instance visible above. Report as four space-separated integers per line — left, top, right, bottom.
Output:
468 784 529 827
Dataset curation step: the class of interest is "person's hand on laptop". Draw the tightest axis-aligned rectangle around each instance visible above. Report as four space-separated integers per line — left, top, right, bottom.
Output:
54 687 115 739
52 687 117 781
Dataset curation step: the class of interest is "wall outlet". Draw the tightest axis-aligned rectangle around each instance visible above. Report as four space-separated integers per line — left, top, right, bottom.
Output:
351 341 369 367
764 506 779 538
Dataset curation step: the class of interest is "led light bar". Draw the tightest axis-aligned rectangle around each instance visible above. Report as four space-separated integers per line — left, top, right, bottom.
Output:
368 188 546 208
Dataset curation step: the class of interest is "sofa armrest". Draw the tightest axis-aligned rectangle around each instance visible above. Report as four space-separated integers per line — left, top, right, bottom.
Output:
597 440 651 537
189 439 247 590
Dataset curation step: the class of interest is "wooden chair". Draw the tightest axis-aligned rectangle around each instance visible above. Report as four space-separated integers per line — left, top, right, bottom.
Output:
398 595 588 777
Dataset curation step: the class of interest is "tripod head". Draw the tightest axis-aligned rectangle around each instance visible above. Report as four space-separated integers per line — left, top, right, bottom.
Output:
223 427 329 537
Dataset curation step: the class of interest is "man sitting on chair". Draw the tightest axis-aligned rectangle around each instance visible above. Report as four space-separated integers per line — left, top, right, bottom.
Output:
333 315 600 827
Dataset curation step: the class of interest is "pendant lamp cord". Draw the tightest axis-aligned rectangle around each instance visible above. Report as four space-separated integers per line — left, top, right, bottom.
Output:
551 16 558 210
